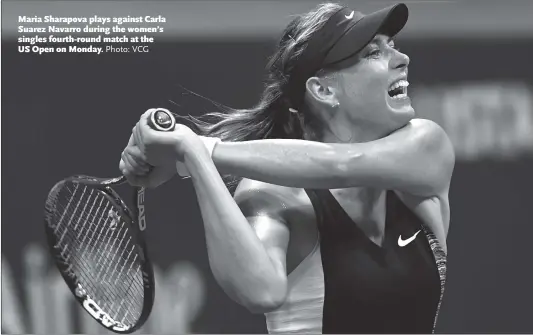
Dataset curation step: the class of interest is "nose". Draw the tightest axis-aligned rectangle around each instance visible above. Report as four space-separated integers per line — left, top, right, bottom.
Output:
390 49 410 70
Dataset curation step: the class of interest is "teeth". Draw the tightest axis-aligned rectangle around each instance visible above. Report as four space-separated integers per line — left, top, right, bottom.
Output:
388 80 409 92
391 92 408 100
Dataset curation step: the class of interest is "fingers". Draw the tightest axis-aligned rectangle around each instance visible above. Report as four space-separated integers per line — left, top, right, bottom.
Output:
122 147 150 175
133 122 144 152
134 108 160 150
120 157 138 183
121 108 162 187
123 149 150 175
127 146 151 173
130 109 154 150
120 153 136 176
122 169 146 187
120 157 148 187
123 128 146 183
126 145 148 164
126 133 136 151
139 107 166 137
140 108 156 128
119 157 126 174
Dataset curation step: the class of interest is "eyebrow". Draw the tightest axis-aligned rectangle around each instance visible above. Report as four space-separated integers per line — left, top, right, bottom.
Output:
369 36 394 45
360 36 395 56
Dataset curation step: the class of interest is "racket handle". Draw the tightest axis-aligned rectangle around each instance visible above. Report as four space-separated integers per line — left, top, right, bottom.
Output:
146 108 190 177
149 108 176 132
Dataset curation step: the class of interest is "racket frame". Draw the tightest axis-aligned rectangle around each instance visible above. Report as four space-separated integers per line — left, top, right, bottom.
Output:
44 175 155 334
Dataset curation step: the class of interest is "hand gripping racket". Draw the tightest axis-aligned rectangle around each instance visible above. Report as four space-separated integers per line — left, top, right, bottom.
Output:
43 108 176 333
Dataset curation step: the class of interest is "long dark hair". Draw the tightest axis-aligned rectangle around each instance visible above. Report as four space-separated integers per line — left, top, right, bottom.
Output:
177 3 343 189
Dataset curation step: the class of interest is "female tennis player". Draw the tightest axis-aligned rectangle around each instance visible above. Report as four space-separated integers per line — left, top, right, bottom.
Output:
120 3 454 333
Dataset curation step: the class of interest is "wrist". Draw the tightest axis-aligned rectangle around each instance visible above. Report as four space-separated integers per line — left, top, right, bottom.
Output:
174 135 221 177
175 149 206 178
199 136 221 156
182 140 210 168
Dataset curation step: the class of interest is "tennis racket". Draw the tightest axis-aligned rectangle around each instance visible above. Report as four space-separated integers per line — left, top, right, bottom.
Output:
43 108 176 333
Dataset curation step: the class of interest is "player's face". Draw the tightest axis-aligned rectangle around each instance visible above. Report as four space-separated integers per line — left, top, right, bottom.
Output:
334 34 415 132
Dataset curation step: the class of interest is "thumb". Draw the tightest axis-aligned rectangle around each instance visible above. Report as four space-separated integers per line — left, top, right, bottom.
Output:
127 170 168 189
123 172 146 187
121 166 151 188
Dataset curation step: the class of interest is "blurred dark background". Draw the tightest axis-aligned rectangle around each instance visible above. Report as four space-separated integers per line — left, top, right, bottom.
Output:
2 0 533 333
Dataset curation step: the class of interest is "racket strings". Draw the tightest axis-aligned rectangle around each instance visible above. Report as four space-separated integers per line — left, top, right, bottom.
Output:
57 185 145 325
55 195 143 316
50 182 145 325
52 188 120 300
64 183 145 320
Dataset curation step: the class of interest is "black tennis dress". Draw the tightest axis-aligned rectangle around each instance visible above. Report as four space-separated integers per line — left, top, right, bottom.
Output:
304 189 447 334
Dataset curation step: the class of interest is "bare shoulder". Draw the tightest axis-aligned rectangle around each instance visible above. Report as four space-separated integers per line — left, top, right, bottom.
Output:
403 119 449 145
409 118 444 131
410 118 455 197
387 118 455 179
410 119 454 151
406 118 456 188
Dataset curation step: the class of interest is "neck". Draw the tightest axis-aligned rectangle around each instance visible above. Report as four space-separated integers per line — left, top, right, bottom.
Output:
318 116 390 144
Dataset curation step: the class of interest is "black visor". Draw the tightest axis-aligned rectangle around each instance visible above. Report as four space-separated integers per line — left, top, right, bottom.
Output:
287 3 409 109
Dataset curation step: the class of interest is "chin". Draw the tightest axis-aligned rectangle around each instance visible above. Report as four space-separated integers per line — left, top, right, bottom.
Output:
399 105 416 121
387 104 415 129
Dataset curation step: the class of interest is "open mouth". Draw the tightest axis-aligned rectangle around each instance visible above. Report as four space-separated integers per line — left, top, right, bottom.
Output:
387 80 409 100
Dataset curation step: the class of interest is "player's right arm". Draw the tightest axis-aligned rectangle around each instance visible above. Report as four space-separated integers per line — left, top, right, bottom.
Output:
122 114 291 313
186 146 291 313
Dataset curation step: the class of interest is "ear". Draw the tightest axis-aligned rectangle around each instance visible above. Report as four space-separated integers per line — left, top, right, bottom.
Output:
305 76 339 109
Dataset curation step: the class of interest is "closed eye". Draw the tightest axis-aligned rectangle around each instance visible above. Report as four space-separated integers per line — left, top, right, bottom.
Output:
366 49 381 58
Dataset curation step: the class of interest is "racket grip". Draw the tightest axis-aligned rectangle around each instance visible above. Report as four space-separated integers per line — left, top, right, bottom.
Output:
149 108 176 132
147 108 189 177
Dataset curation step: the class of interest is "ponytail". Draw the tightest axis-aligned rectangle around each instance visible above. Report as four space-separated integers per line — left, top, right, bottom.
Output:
174 2 343 189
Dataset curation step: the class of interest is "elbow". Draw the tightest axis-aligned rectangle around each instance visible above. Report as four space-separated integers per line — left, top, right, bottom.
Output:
213 270 288 314
210 263 289 314
242 289 288 314
237 278 288 314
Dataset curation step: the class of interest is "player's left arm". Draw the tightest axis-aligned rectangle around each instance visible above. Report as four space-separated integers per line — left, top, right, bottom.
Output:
212 118 455 198
210 118 454 250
